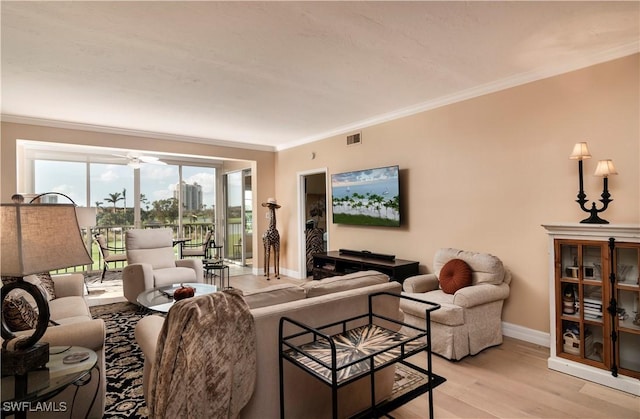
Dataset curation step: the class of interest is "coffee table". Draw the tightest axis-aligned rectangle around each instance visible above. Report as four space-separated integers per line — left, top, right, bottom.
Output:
137 283 218 312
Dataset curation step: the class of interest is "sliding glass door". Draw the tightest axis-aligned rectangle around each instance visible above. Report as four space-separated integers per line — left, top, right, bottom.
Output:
224 169 252 267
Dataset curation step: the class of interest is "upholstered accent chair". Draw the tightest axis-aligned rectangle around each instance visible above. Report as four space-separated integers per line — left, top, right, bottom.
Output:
400 248 511 360
122 228 203 304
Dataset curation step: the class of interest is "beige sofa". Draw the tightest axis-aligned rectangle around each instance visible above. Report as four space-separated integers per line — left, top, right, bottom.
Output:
400 248 511 360
136 270 406 419
6 274 106 419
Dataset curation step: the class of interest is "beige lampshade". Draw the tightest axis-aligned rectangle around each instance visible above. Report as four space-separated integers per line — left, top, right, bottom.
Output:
1 204 93 276
594 159 618 177
569 142 592 160
75 206 97 227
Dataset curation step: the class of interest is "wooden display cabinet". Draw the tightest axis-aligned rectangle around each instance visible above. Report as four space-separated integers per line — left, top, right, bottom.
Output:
543 223 640 396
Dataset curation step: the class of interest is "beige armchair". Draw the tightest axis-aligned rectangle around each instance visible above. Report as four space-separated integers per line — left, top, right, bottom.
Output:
401 248 511 360
122 228 203 304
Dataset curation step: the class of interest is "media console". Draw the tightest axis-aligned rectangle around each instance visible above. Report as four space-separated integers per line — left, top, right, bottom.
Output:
312 250 419 282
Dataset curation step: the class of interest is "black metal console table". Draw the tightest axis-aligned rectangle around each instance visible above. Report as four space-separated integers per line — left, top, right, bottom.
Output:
278 292 445 419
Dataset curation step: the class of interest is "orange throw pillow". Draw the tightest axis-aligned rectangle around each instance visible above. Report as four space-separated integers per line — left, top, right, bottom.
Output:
439 259 472 294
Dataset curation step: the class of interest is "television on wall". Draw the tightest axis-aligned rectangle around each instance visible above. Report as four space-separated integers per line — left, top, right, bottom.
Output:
331 165 401 227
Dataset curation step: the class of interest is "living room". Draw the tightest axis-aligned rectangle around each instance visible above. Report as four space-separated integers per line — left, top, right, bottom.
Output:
1 2 639 418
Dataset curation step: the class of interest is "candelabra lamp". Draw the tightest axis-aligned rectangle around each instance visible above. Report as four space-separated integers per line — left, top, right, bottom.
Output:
569 142 618 224
1 203 92 376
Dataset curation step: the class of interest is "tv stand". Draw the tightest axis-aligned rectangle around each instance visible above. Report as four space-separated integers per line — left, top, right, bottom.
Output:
312 251 419 282
338 248 396 261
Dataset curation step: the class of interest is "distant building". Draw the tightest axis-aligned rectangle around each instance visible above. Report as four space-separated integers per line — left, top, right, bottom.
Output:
174 181 202 211
39 195 58 203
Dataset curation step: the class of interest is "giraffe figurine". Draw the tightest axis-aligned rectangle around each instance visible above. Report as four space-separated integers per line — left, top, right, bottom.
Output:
262 198 281 279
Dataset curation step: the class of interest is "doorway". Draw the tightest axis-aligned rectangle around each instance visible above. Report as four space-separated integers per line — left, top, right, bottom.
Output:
298 169 329 279
223 169 252 268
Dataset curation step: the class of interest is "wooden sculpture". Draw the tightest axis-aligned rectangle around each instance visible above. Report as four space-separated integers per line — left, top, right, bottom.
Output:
262 198 281 279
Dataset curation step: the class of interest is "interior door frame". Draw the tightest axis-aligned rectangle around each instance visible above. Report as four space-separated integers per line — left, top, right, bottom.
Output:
240 168 252 267
297 168 329 279
222 169 245 265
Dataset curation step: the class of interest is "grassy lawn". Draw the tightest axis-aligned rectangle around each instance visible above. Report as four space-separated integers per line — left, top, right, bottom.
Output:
332 213 400 227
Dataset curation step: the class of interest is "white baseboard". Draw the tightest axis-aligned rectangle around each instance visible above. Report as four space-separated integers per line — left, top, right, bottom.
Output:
548 357 640 395
502 321 550 347
253 267 301 279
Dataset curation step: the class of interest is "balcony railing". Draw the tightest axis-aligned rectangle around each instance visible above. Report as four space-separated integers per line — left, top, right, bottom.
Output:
54 223 215 276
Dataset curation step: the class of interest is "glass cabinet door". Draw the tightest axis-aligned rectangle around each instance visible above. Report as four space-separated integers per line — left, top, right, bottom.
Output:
559 244 579 357
557 241 608 367
614 245 640 378
583 245 604 282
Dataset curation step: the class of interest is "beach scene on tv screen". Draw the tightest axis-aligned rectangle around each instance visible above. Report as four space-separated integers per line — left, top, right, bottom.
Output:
331 166 400 227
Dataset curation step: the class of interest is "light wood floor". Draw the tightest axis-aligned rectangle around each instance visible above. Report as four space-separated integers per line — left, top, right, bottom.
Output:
390 338 639 418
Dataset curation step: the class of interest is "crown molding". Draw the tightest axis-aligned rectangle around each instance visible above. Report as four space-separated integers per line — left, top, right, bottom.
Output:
277 42 639 151
0 114 277 153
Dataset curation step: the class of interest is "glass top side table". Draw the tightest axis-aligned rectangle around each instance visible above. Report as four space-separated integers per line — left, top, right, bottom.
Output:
137 282 218 312
1 345 98 418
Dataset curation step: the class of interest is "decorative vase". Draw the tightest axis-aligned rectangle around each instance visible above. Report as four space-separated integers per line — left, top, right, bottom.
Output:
174 285 195 301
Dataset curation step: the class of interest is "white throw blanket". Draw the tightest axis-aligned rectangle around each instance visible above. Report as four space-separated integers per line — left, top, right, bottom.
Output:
149 289 256 419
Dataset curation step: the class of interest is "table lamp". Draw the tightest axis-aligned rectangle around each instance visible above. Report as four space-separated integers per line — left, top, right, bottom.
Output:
1 204 93 375
569 142 618 224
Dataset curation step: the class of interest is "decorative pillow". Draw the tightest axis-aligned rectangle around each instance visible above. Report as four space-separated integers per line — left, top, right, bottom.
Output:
2 273 56 301
439 259 472 294
1 275 22 286
31 272 56 300
2 295 38 331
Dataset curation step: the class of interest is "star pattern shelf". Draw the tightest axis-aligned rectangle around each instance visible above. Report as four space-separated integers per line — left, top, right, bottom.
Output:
279 292 445 419
284 324 426 385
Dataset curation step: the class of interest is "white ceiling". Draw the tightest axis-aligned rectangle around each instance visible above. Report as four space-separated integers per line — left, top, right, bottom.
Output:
2 1 639 151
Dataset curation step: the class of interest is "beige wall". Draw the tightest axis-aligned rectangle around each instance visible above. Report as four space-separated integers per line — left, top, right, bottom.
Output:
275 54 640 333
0 123 276 267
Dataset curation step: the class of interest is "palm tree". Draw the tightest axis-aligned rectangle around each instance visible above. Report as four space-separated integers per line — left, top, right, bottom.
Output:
385 195 400 219
369 193 385 218
122 188 127 210
140 193 150 211
104 192 123 213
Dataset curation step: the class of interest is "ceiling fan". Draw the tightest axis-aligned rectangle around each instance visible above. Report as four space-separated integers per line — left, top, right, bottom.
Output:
112 153 167 168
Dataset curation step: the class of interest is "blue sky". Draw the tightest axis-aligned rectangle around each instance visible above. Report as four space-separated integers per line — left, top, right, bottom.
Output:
34 161 216 208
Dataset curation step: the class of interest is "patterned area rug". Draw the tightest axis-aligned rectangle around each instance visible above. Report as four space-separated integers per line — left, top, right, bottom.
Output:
90 302 149 418
91 302 431 418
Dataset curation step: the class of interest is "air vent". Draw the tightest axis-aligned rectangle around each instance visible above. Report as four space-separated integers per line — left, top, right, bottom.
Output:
346 132 362 146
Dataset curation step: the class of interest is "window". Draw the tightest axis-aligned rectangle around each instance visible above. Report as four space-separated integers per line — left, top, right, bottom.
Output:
181 166 216 224
140 163 179 227
33 159 217 232
90 163 134 226
34 160 87 205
